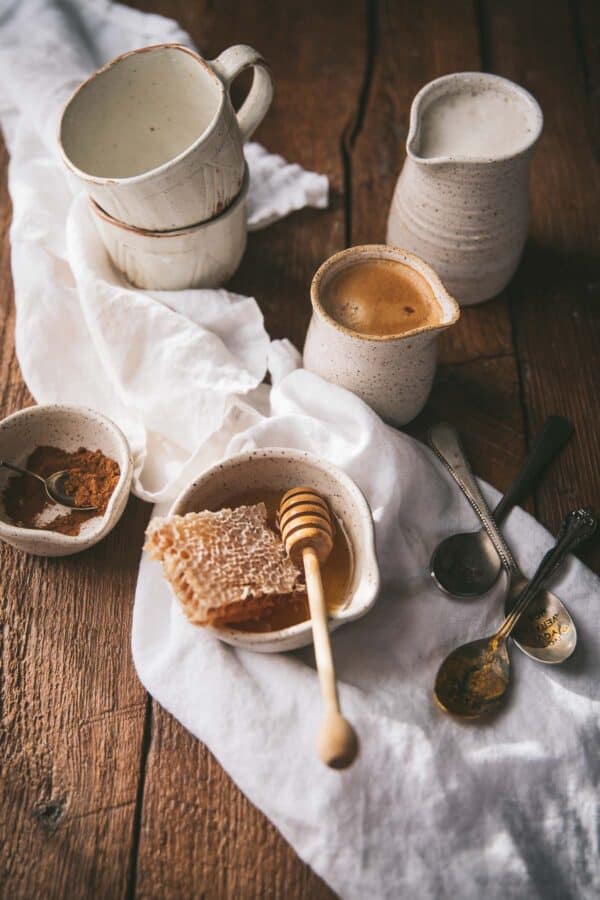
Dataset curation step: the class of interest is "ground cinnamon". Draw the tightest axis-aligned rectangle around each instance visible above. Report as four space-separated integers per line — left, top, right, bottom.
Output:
2 445 120 536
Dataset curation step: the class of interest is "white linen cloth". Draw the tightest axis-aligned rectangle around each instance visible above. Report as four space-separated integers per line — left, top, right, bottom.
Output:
1 2 599 899
0 0 327 502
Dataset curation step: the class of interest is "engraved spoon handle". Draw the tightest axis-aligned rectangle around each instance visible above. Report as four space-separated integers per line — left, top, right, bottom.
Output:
428 423 519 576
493 416 573 523
498 508 597 638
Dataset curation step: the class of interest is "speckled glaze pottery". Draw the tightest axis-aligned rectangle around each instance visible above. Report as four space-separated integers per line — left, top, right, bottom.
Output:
386 72 543 306
169 448 380 653
0 405 133 557
303 245 460 427
90 166 248 290
59 43 272 230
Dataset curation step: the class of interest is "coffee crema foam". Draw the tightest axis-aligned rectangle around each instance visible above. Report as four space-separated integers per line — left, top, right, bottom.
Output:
321 258 440 337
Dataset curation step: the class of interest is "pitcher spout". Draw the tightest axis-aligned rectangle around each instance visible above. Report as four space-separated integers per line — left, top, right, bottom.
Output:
406 71 543 166
388 72 543 305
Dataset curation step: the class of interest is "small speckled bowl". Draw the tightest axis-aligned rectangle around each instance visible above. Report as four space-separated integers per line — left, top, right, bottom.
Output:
0 405 133 556
169 448 380 652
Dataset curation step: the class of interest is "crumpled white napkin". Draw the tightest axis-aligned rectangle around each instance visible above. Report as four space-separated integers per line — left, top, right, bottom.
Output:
134 362 600 900
0 0 327 502
2 3 599 900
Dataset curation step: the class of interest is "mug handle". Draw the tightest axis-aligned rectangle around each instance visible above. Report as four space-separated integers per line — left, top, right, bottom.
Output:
210 45 274 142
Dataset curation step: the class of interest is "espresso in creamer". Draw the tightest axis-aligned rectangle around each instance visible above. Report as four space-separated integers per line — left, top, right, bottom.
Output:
321 258 441 337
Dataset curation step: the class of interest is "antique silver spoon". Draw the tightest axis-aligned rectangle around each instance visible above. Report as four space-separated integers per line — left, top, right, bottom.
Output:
0 460 98 510
430 416 572 598
428 423 577 664
434 508 597 717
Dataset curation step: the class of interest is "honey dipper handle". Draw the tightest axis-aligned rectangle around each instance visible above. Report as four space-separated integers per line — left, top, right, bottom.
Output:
303 546 339 714
303 547 358 769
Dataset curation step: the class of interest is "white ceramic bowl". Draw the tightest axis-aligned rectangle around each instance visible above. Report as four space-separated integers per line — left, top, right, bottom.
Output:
169 448 380 652
0 405 133 556
90 165 249 290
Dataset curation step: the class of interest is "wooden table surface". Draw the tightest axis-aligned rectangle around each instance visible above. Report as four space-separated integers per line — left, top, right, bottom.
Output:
1 1 598 897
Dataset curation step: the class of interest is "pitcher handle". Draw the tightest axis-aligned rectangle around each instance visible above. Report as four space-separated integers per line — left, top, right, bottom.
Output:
210 45 273 142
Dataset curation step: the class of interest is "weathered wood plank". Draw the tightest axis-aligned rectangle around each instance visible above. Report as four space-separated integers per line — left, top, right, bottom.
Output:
136 707 330 899
1 2 598 899
573 0 600 157
0 140 151 898
350 0 528 493
482 0 600 572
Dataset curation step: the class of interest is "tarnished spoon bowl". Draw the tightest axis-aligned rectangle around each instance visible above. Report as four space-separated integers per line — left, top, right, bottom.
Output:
434 636 511 718
45 469 98 509
430 415 573 600
430 529 501 598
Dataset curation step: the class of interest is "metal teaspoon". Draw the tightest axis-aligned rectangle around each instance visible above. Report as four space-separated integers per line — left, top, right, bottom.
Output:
430 416 572 598
428 423 578 664
434 508 597 718
0 460 98 510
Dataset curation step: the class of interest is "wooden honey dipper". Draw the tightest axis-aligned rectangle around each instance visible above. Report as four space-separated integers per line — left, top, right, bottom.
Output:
278 487 358 769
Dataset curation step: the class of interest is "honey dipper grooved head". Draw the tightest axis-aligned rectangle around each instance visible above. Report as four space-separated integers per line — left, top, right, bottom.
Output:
278 487 334 565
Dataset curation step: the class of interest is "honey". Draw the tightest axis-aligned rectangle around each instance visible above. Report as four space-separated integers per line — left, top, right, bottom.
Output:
217 489 353 632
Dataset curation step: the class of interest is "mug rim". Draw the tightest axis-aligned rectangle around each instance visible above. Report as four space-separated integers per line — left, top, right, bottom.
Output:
89 164 250 237
310 244 460 343
58 43 228 187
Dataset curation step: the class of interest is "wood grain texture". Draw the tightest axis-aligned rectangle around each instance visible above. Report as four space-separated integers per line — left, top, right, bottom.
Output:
0 135 152 898
0 2 598 898
480 0 600 570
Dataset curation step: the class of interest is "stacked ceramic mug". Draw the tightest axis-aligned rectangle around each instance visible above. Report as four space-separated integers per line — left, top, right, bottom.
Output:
59 44 273 290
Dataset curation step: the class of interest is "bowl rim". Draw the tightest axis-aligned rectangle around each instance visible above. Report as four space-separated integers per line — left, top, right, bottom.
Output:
167 446 380 645
0 403 133 545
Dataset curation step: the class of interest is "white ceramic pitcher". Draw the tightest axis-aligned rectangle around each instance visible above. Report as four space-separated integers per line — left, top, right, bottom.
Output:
387 73 543 305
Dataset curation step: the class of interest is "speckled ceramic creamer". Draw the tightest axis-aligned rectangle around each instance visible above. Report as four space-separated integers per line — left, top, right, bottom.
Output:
59 43 272 230
303 245 460 427
387 73 543 305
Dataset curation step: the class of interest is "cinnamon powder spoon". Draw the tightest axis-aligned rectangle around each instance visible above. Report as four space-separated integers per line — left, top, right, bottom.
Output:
278 487 358 769
434 508 597 718
0 460 98 510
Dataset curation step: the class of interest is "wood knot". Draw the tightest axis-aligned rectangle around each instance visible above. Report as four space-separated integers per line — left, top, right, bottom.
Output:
32 799 65 831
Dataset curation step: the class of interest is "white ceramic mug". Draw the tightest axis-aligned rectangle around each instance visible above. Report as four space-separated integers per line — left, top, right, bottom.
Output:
59 43 273 230
90 165 249 291
303 245 460 426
